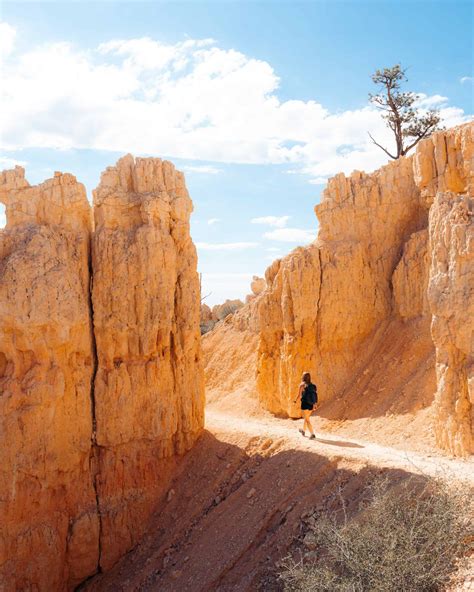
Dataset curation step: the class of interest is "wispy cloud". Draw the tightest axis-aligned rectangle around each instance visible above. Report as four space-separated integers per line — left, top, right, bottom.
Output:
414 93 448 108
0 156 26 168
199 272 254 305
0 21 470 184
460 76 473 84
0 22 15 58
196 241 259 251
264 228 314 243
207 218 220 225
182 164 222 175
308 176 329 185
251 215 290 228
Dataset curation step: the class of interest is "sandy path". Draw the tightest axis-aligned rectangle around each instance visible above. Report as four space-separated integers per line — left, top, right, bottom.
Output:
207 407 474 484
85 404 473 592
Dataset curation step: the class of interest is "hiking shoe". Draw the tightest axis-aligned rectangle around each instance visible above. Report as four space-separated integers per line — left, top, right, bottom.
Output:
298 429 305 436
309 434 316 440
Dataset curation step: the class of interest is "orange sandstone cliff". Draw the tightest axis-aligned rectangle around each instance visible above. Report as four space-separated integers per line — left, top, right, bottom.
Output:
0 158 204 590
92 155 204 568
258 123 473 455
205 123 473 456
0 169 98 590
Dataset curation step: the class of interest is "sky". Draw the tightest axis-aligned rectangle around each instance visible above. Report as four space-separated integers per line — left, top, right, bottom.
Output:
0 0 472 304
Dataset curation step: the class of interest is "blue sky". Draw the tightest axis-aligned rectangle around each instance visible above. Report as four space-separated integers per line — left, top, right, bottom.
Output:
1 0 472 303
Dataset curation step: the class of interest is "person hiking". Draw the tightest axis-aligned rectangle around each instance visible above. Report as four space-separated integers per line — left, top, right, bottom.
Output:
294 371 317 439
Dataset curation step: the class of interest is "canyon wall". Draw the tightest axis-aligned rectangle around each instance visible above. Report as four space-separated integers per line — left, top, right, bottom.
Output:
0 169 98 590
257 152 428 417
92 155 204 568
255 123 472 455
0 158 204 589
414 124 474 456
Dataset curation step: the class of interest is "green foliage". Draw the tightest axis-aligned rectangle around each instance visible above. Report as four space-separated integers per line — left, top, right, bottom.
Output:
280 477 473 592
369 64 443 159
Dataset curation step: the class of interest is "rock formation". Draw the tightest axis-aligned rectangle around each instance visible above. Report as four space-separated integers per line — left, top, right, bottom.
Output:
250 275 266 296
246 275 266 303
92 155 204 568
0 169 98 590
200 302 215 334
200 298 245 335
0 157 204 590
413 123 473 456
258 150 429 417
255 123 473 455
428 192 473 456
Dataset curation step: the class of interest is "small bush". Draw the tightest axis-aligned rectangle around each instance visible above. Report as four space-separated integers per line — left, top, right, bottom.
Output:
215 301 243 320
200 320 216 335
280 477 473 592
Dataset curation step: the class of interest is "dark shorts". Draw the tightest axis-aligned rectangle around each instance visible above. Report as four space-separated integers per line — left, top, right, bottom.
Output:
301 402 314 411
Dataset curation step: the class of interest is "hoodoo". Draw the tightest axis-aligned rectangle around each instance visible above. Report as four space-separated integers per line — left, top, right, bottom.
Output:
91 155 204 568
0 158 204 590
0 169 98 589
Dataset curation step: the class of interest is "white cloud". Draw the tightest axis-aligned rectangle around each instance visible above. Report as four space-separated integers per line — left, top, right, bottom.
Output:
183 164 221 175
196 241 259 250
308 176 329 185
0 22 470 183
199 272 253 305
414 94 448 108
0 156 26 168
251 215 290 228
460 76 473 84
0 22 16 59
207 217 220 225
264 228 315 243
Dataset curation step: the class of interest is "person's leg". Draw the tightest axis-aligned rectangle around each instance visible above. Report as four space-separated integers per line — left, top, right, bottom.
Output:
303 410 314 435
305 410 315 435
298 410 305 435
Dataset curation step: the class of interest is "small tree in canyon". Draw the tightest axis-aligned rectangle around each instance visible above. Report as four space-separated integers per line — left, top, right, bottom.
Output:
368 64 442 159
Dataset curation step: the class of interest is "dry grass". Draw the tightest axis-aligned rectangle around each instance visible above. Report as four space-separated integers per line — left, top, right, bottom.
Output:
280 477 473 592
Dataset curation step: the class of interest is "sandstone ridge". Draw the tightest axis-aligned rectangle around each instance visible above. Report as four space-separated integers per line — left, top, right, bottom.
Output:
0 157 204 591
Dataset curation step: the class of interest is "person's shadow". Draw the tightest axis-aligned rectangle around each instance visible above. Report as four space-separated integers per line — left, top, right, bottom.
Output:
314 437 364 449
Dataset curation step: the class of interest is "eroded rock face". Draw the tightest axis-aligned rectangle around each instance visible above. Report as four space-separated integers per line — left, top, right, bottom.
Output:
0 157 205 589
414 123 474 200
392 229 430 319
256 123 473 455
250 275 266 296
428 191 473 455
415 124 474 456
92 155 204 568
258 153 428 417
0 169 98 590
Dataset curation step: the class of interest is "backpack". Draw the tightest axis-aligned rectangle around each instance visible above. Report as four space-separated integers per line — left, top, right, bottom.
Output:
304 383 318 405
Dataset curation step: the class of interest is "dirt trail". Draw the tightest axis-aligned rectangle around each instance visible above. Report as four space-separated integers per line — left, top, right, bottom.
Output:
208 408 474 483
84 402 473 592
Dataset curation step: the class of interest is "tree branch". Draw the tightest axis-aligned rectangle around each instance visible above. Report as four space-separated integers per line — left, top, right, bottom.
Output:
403 128 432 154
368 132 397 160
